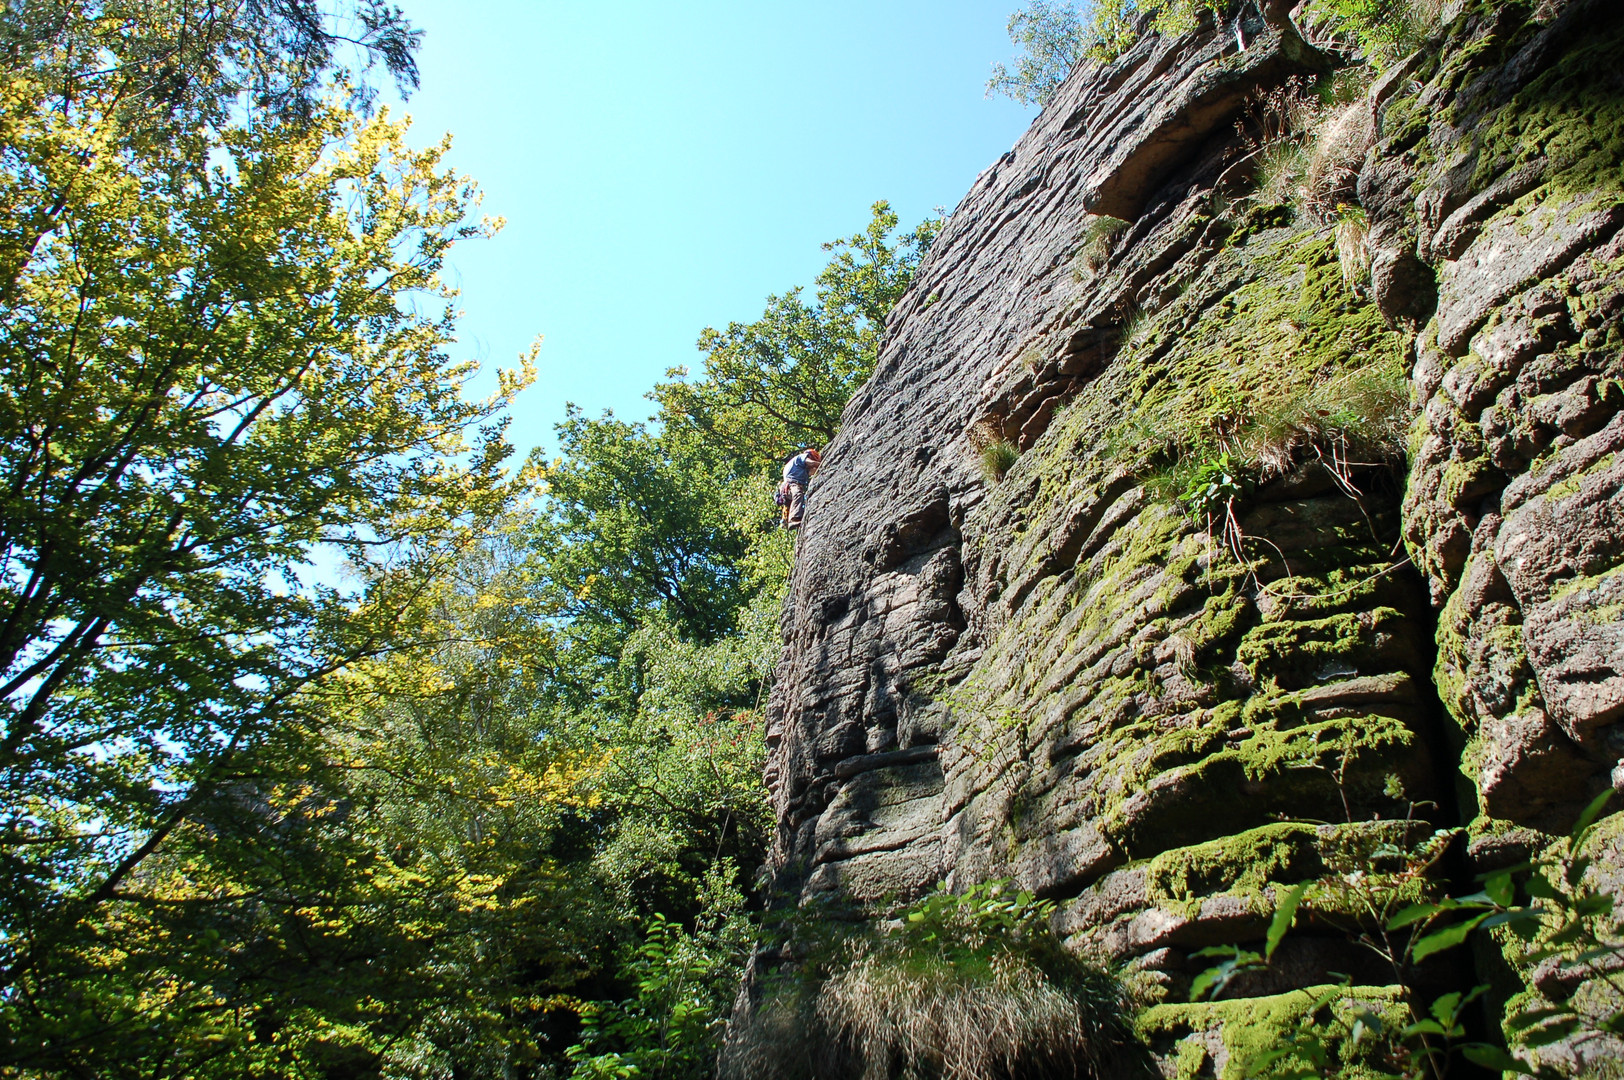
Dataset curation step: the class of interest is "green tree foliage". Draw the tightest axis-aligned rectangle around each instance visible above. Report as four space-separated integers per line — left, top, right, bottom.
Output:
0 4 540 1075
987 0 1094 106
0 0 420 126
990 0 1333 106
655 201 940 471
592 596 779 920
312 521 775 1078
510 198 937 1075
0 87 521 978
0 1 935 1065
531 414 756 677
567 895 756 1080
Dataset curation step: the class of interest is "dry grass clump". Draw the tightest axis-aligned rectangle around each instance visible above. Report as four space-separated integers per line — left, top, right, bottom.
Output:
718 884 1129 1080
981 439 1021 483
1304 99 1373 214
818 950 1113 1080
1333 206 1371 296
1231 71 1378 225
1232 77 1320 204
1072 215 1130 282
1241 364 1409 492
1142 365 1408 575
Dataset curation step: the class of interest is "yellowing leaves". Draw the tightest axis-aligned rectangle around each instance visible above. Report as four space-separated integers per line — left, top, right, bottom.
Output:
497 749 614 810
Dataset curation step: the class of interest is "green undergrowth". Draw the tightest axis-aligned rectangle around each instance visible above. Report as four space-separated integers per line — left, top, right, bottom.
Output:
719 884 1132 1080
1489 811 1624 1063
1181 793 1624 1077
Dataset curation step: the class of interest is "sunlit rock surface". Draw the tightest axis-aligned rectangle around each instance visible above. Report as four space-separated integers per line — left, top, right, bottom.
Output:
748 1 1624 1073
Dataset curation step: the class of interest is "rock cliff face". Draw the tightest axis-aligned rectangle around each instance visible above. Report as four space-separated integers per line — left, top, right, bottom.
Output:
755 0 1624 1073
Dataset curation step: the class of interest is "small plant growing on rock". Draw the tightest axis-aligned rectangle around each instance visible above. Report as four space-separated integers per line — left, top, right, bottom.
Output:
1333 205 1372 296
1243 363 1408 493
1252 138 1312 209
1178 451 1252 560
1117 304 1156 348
981 439 1021 482
1231 74 1384 222
1073 214 1131 281
1142 363 1409 582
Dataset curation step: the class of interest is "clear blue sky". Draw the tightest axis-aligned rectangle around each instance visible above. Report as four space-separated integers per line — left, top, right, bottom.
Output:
389 1 1037 460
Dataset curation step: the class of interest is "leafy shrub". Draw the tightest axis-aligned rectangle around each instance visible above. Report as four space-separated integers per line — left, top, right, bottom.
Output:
720 883 1130 1080
1148 0 1229 39
566 873 755 1080
982 439 1022 482
1191 792 1624 1078
1178 452 1251 522
1305 0 1444 70
1170 451 1252 560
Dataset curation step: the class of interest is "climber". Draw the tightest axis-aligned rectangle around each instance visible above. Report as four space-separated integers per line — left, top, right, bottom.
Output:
779 446 822 529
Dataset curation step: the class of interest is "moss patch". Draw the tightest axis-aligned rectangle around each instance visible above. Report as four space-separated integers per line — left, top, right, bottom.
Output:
1136 985 1409 1080
1456 16 1624 201
1142 820 1433 921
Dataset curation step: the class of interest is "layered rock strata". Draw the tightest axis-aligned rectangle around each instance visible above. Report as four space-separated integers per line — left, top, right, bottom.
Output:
751 1 1624 1074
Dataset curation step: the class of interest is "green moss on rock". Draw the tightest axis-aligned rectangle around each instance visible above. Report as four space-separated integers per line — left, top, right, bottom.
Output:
1142 820 1433 921
1136 985 1409 1080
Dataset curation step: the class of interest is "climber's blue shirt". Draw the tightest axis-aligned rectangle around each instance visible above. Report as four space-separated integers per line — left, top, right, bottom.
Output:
783 452 816 485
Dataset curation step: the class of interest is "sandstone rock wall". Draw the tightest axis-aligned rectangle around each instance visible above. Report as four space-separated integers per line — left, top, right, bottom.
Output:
758 0 1624 1073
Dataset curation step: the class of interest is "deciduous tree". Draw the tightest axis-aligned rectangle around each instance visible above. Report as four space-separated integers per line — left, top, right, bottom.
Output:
655 202 940 472
0 32 530 1075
